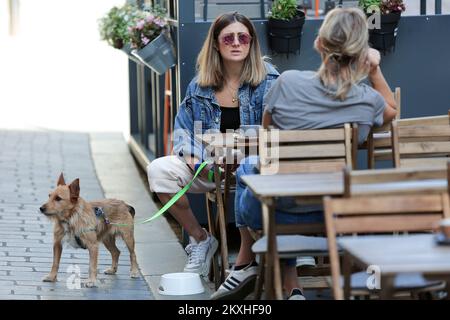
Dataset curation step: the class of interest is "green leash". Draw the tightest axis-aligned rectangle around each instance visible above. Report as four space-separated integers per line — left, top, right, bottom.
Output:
110 161 210 227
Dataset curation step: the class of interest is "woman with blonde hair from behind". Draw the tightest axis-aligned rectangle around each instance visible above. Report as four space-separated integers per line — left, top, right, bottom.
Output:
212 7 397 300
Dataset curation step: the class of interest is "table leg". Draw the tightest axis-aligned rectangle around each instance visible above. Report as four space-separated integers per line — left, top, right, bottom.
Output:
343 253 352 300
262 200 282 300
380 275 395 300
206 194 221 289
214 165 229 280
223 163 232 225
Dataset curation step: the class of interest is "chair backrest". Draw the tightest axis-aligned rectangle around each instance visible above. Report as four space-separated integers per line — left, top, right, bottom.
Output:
366 87 401 168
391 110 450 169
324 165 450 300
325 193 449 300
258 124 356 175
343 164 450 197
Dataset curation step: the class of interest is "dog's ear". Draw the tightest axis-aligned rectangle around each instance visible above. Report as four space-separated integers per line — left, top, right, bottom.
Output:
57 173 66 186
68 179 80 203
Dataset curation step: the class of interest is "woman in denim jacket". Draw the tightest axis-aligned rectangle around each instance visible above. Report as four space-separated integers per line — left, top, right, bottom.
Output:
147 12 279 278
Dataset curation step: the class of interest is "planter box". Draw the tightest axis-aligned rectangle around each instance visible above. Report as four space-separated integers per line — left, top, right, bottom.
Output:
131 32 176 75
368 12 401 54
268 11 305 55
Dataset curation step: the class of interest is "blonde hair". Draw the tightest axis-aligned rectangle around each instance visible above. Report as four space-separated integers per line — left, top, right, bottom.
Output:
196 12 267 88
315 8 370 100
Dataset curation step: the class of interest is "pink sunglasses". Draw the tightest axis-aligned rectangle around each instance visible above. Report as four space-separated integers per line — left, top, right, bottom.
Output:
219 32 252 46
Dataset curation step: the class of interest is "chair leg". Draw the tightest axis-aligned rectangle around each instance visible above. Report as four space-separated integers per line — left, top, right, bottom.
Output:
254 254 265 300
206 193 221 289
215 190 229 281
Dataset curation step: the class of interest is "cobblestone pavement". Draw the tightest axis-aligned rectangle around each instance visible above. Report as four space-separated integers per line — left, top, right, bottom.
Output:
0 130 153 300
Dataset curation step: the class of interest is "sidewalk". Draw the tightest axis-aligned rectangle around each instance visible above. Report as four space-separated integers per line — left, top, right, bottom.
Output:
0 129 213 300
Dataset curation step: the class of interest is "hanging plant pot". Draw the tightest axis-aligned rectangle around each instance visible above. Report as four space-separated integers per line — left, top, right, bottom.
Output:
267 10 305 55
368 12 401 54
131 32 176 75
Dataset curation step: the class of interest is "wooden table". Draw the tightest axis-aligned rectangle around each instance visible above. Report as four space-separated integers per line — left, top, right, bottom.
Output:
339 234 450 299
241 172 447 299
197 132 258 284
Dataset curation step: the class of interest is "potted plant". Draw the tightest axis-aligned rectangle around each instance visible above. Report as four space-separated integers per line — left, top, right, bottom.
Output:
128 6 176 75
98 3 143 54
267 0 306 56
359 0 406 53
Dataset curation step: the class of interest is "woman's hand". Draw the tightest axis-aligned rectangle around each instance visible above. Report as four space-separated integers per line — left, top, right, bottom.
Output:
367 48 381 75
199 163 225 182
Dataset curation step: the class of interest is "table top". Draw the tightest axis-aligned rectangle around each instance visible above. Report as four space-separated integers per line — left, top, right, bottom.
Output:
339 234 450 275
196 132 258 148
241 172 447 198
241 171 344 197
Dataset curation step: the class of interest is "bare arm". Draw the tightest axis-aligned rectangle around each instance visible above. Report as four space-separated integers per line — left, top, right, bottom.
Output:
262 110 273 129
367 49 397 124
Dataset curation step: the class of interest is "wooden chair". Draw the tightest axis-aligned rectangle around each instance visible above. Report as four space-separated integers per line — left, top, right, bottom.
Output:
391 111 450 169
324 164 450 300
251 124 358 299
205 137 257 288
206 173 236 289
366 87 401 168
204 142 242 287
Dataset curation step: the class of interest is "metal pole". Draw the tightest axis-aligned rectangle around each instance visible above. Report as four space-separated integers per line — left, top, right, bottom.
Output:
435 0 442 15
203 0 208 21
260 0 265 19
420 0 426 15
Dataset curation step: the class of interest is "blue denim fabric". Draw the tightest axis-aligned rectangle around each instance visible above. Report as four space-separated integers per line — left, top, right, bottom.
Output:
235 156 324 267
172 62 279 162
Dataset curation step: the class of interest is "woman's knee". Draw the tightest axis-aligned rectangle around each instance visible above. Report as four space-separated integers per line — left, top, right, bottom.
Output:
147 156 175 180
237 156 259 177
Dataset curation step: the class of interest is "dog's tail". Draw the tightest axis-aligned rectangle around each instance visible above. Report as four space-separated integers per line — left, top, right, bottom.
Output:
127 205 136 218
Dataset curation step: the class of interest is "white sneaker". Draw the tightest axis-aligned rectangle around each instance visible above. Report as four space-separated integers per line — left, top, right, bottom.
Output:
210 263 258 300
296 256 316 267
183 230 218 277
288 288 306 300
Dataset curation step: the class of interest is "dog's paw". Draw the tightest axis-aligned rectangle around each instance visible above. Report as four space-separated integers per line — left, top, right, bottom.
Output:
85 280 97 288
130 270 140 278
42 274 57 282
104 268 117 275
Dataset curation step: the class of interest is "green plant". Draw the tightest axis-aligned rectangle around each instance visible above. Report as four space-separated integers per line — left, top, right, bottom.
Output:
129 5 168 50
269 0 298 20
98 4 143 49
359 0 406 14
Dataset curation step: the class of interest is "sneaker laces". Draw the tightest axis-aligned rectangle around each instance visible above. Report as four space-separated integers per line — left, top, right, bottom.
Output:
185 241 208 265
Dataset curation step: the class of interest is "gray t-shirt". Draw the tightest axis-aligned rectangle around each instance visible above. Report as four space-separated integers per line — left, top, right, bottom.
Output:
264 70 386 143
263 70 386 213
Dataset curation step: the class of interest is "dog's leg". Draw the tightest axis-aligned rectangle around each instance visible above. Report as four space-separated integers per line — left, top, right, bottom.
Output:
103 236 120 275
85 243 99 288
122 230 140 278
43 226 63 282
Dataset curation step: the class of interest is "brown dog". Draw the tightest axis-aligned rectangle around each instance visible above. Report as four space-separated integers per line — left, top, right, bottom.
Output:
39 173 139 287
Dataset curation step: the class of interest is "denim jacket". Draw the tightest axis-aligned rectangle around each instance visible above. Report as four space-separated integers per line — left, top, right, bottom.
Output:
173 62 279 161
